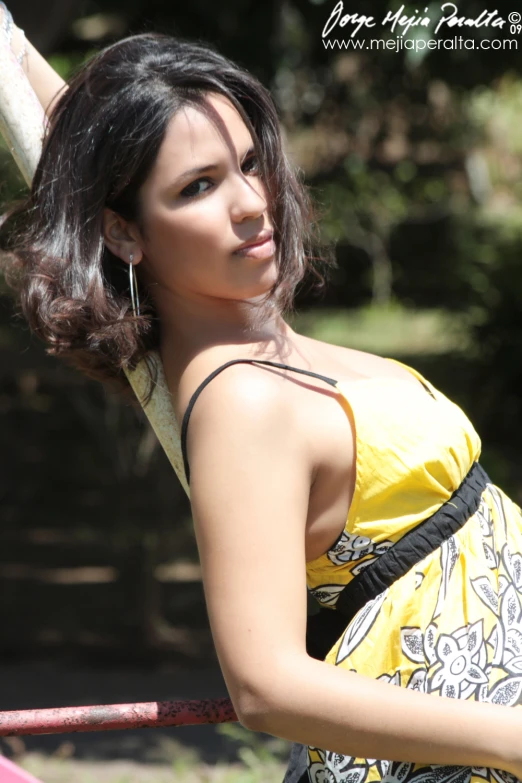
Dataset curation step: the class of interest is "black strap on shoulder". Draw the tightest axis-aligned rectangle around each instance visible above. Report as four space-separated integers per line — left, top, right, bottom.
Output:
181 359 338 485
335 460 491 623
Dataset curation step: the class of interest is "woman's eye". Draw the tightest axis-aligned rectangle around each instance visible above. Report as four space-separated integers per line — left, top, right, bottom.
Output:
180 178 212 199
243 154 260 174
179 155 260 199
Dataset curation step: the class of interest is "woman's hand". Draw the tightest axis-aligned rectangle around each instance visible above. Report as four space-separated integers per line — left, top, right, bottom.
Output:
0 3 24 62
0 2 66 117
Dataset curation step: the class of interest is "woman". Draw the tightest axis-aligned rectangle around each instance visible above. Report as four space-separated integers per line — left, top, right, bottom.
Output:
1 8 522 783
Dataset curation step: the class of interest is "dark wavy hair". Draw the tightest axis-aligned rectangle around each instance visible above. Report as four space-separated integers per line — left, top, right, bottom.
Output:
0 32 336 407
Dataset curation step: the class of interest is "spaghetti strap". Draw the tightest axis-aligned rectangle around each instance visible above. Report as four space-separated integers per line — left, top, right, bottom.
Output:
180 359 338 485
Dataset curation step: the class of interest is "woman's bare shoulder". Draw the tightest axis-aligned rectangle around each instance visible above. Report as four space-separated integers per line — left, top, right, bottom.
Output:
184 347 308 439
169 345 297 425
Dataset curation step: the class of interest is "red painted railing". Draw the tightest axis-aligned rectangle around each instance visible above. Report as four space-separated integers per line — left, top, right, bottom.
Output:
0 698 237 737
0 698 237 781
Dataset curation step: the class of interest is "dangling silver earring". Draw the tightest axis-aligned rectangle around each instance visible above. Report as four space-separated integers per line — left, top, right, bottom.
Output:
128 253 141 317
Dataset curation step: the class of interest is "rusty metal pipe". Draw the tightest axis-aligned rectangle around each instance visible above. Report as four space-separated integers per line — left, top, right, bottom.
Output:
0 698 237 736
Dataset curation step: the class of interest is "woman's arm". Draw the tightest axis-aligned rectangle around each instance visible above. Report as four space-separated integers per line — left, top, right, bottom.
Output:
2 8 66 116
187 361 522 777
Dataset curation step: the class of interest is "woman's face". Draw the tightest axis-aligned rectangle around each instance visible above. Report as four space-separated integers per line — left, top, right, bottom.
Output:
132 92 278 310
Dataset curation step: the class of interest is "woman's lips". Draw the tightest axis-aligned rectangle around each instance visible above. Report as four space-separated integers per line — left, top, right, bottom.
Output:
233 237 276 259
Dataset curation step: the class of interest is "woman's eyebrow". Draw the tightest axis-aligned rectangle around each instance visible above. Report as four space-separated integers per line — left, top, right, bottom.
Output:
175 162 217 183
173 145 255 185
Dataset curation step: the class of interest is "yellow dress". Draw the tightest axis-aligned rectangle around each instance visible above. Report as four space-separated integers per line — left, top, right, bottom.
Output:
178 354 522 783
304 358 522 783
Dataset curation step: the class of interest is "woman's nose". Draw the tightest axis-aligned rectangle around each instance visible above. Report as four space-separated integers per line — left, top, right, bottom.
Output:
230 171 267 221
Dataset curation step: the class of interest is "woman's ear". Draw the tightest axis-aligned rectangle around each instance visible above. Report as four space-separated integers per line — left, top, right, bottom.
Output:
102 208 143 265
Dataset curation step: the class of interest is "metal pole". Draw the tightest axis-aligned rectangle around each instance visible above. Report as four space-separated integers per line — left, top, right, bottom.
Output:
0 698 238 736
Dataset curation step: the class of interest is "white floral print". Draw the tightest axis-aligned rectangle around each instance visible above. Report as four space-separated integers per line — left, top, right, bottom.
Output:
301 488 522 783
429 620 488 699
327 531 394 573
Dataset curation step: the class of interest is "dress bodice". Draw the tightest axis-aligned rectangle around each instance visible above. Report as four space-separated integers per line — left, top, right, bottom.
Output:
306 359 482 604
